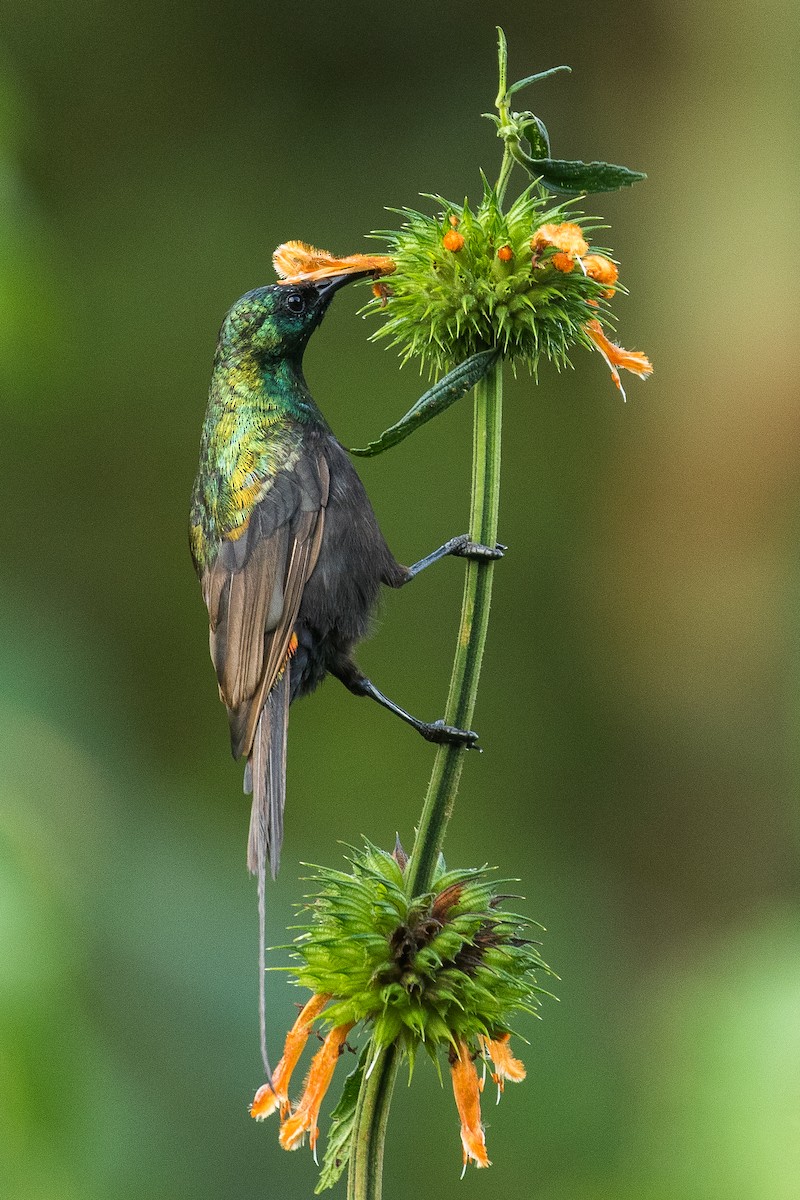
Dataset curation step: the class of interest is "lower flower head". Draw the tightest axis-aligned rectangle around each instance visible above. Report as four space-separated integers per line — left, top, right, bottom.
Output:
252 843 554 1178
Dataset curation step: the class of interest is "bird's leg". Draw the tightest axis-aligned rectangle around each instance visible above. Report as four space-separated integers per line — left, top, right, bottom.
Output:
331 659 480 749
402 534 506 582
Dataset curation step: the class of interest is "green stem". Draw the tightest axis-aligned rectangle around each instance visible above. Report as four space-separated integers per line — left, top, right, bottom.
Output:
406 360 503 895
347 361 504 1200
346 1045 399 1200
494 145 515 207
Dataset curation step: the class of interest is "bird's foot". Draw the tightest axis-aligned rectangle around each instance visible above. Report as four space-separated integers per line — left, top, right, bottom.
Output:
419 719 480 749
449 534 506 562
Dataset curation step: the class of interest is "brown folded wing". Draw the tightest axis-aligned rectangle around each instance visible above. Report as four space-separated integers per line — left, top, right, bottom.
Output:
200 447 330 760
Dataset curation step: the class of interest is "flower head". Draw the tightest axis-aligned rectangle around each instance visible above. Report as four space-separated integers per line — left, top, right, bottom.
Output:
251 843 552 1180
364 181 652 394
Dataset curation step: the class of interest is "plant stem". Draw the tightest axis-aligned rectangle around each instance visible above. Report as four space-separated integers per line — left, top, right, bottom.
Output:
406 359 503 895
347 361 504 1200
346 1045 399 1200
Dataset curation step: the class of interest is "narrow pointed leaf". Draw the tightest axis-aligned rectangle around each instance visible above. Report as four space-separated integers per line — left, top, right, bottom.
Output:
315 1045 369 1193
506 65 572 96
349 350 498 456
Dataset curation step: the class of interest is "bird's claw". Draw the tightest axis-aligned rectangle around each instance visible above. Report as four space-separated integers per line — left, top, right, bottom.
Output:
450 535 506 562
421 720 480 749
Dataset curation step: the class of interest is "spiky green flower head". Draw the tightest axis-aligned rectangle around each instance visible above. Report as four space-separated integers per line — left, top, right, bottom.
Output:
290 841 552 1061
366 179 618 376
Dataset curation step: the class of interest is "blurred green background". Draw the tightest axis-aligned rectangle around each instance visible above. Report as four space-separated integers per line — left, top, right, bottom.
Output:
1 2 798 1197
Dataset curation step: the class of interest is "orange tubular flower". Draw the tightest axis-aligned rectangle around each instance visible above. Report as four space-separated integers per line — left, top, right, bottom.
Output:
531 221 589 261
586 318 653 400
479 1033 526 1097
273 240 395 284
250 993 331 1120
451 1040 491 1174
551 251 575 274
582 253 618 295
279 1022 354 1157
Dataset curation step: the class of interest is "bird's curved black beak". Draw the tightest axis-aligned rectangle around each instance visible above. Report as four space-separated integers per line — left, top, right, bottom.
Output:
313 270 376 305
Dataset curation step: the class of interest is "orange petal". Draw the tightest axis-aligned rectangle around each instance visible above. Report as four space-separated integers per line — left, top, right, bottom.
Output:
479 1033 526 1093
586 318 653 398
451 1040 491 1171
273 240 395 285
250 993 330 1120
278 1023 354 1154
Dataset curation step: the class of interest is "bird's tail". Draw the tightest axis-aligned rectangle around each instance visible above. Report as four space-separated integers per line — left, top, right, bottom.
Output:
245 666 291 1080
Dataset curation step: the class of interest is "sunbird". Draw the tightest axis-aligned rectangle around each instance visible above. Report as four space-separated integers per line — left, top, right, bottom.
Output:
189 270 501 1074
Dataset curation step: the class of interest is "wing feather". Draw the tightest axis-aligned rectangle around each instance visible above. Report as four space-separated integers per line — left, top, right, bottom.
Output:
200 447 329 760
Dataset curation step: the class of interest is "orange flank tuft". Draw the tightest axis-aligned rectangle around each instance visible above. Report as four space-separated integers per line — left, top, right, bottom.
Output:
278 1022 354 1153
451 1040 491 1172
273 240 395 285
479 1033 526 1093
250 993 331 1121
586 318 653 399
442 229 465 252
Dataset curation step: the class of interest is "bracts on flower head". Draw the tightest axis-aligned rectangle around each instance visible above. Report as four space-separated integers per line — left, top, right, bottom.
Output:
249 843 552 1177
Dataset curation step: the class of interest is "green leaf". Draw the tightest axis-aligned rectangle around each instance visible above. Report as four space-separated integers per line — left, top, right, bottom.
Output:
506 65 571 97
514 149 646 193
519 113 551 158
315 1045 369 1193
349 350 498 457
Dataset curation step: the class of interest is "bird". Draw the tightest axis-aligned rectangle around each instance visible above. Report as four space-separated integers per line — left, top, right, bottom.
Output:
189 269 502 1076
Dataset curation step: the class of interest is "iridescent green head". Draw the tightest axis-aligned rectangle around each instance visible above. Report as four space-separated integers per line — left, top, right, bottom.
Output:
218 274 369 363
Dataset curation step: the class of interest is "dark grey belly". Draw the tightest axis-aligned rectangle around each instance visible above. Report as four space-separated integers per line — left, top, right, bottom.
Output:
292 437 398 698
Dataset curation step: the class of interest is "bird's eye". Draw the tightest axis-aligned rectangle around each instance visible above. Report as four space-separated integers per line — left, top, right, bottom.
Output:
285 291 306 315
